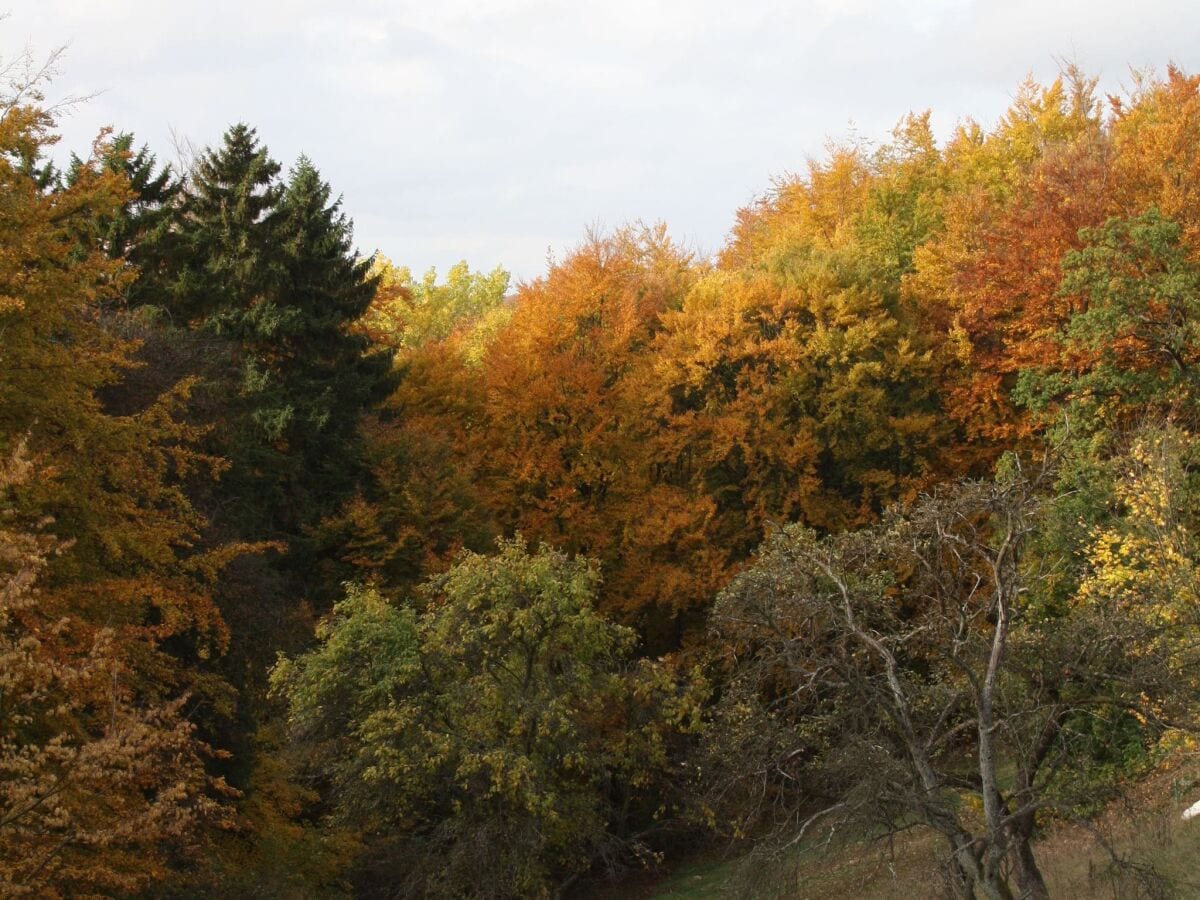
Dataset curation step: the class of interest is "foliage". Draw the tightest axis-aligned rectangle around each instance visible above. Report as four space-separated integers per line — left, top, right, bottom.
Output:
0 446 234 898
272 541 701 898
11 48 1200 898
361 257 511 362
1022 208 1200 424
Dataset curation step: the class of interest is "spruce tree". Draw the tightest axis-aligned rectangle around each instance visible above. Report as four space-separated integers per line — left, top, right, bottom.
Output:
270 156 394 527
163 124 289 538
172 122 284 329
67 133 181 305
168 126 392 558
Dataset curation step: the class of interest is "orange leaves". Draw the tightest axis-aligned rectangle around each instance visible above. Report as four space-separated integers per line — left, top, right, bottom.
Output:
0 447 235 898
907 73 1112 462
1111 66 1200 249
358 64 1200 655
474 227 699 626
0 104 247 890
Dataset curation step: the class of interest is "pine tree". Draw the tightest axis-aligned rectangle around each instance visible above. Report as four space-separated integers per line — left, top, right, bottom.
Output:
67 133 182 307
270 156 394 528
171 123 283 329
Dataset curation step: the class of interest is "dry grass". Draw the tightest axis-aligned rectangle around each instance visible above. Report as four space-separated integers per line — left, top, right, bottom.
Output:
647 757 1200 899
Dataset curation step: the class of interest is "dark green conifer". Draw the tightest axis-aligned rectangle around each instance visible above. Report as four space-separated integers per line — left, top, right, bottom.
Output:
67 133 181 307
171 123 284 329
269 156 395 522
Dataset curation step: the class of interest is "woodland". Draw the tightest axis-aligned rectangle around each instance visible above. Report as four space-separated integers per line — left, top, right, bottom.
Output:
4 45 1200 899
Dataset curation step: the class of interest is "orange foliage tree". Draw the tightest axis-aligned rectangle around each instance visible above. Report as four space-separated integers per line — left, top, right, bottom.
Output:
477 225 702 640
0 88 239 892
0 446 233 898
909 71 1114 462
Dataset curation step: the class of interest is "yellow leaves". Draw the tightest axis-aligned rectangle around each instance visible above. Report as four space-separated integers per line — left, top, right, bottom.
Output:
360 254 511 360
1075 429 1198 624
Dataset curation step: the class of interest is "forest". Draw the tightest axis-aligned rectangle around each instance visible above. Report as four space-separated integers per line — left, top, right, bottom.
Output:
4 45 1200 899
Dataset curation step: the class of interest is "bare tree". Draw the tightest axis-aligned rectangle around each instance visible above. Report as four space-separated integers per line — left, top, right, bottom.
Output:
704 456 1198 898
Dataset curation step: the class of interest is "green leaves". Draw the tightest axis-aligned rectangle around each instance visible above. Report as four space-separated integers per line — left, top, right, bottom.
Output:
1065 209 1200 408
1014 208 1200 435
272 540 696 897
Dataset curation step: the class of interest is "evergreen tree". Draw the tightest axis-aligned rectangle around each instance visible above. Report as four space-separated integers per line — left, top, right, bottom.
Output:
171 122 284 329
168 128 391 544
67 133 181 307
165 124 290 540
270 156 395 530
164 127 394 604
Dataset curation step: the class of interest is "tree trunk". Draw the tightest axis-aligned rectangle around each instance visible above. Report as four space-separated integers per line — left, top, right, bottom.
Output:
942 835 976 900
1009 814 1049 900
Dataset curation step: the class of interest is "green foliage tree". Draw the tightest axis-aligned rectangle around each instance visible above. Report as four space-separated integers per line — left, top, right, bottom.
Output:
171 123 283 329
169 130 392 544
1017 208 1200 426
271 540 700 898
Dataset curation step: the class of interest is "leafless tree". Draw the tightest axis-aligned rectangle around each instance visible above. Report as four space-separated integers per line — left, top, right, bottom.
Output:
704 456 1198 898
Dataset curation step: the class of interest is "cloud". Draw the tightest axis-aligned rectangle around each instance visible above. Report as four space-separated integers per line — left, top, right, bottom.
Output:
9 0 1200 280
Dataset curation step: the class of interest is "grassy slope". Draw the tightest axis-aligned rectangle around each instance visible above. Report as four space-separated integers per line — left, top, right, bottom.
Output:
648 760 1200 899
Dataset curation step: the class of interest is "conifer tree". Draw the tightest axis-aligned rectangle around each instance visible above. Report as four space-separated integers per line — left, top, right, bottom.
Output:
171 122 283 329
269 158 394 528
67 133 181 307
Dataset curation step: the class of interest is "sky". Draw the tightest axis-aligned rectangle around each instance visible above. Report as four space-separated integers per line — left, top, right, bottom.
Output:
7 0 1200 282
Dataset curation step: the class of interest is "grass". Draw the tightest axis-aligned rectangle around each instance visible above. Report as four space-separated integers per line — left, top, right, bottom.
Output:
645 758 1200 899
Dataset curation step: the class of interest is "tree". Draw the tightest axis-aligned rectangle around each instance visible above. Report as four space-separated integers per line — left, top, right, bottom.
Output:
360 257 511 360
168 133 392 546
66 131 182 308
476 225 704 642
1016 208 1200 427
0 95 231 696
170 122 283 329
261 156 394 529
271 540 700 898
1110 65 1200 252
315 259 512 598
0 89 250 894
704 459 1196 898
0 444 233 898
907 70 1110 465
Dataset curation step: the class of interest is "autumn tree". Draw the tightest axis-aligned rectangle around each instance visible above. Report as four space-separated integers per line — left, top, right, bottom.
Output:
360 256 511 359
907 70 1112 465
0 446 233 898
307 256 510 601
1110 65 1200 251
639 124 950 641
474 225 707 642
0 78 256 897
0 94 232 696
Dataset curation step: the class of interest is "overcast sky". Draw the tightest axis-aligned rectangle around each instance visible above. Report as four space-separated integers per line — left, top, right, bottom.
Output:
8 1 1200 281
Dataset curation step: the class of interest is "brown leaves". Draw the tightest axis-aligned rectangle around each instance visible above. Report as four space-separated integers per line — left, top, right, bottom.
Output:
0 446 235 898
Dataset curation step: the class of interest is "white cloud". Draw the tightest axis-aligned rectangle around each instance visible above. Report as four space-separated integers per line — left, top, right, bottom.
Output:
7 0 1200 280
